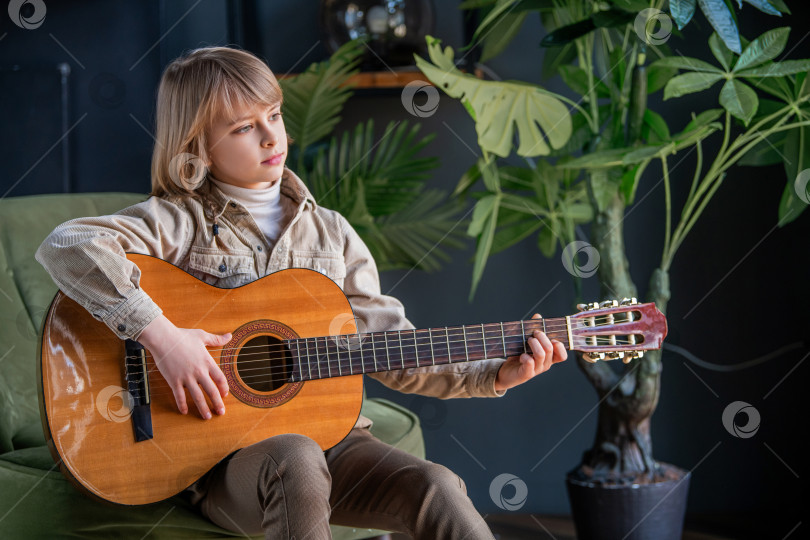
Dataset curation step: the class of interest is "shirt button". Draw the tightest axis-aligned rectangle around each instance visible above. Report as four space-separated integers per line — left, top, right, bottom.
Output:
117 324 126 332
257 245 263 252
219 263 227 272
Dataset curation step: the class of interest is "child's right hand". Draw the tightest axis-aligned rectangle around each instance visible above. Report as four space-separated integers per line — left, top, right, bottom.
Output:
137 314 230 419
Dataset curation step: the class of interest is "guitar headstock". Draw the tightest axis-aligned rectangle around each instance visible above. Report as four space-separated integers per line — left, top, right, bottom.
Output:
569 298 667 364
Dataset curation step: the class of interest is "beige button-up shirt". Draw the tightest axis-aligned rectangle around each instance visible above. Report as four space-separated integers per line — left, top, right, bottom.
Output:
36 168 506 428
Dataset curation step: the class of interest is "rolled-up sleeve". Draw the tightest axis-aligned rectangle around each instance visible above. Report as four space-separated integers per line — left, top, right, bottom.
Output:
35 197 194 340
337 215 506 399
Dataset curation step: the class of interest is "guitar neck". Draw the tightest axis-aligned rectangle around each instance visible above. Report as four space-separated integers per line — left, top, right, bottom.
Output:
287 318 569 382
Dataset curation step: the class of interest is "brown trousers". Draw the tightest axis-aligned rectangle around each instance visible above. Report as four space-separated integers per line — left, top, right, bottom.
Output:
185 428 495 540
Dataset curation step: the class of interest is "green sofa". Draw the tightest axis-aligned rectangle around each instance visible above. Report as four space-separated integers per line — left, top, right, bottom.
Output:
0 192 425 539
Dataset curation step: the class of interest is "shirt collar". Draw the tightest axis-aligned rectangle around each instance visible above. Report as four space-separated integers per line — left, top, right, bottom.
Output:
200 167 318 219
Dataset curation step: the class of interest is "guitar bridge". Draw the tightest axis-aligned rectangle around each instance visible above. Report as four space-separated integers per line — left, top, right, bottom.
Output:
125 339 153 442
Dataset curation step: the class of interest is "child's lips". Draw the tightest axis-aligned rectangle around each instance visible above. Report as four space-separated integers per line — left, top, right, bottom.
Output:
262 154 284 165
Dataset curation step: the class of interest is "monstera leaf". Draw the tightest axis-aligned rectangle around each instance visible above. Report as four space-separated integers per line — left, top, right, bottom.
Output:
415 36 572 158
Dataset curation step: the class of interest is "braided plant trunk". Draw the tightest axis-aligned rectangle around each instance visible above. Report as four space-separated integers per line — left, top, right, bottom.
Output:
572 189 671 483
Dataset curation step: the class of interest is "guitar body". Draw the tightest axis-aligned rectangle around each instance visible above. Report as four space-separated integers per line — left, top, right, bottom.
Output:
39 254 363 506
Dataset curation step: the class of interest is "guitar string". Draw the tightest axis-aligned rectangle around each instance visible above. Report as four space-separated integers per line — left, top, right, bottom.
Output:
121 325 642 379
123 314 635 358
121 335 645 398
123 338 646 402
118 317 646 393
124 331 642 373
127 333 642 370
123 342 647 403
139 340 631 382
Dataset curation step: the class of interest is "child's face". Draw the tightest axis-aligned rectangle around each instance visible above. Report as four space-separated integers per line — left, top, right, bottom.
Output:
205 100 287 189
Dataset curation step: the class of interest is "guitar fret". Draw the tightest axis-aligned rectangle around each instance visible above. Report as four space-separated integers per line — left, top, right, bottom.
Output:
323 338 332 378
462 326 469 362
481 323 487 360
332 337 343 377
359 336 365 374
314 337 322 379
305 338 312 381
325 337 332 377
346 336 353 375
384 333 391 371
296 339 303 382
370 332 377 372
520 321 527 355
429 329 435 366
500 322 507 357
414 329 419 368
398 330 405 369
446 327 452 363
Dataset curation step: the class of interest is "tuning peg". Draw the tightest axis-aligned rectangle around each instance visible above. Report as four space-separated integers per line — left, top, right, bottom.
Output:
622 351 644 363
600 300 618 308
604 352 625 361
578 302 601 312
620 297 639 306
582 352 606 363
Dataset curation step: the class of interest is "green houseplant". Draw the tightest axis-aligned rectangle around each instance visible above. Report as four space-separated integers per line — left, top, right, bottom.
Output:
415 0 809 536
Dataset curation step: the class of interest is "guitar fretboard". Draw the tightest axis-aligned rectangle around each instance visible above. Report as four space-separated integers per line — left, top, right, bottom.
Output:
286 318 569 382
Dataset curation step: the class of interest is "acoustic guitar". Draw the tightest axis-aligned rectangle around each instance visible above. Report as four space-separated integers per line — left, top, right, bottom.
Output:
38 254 667 505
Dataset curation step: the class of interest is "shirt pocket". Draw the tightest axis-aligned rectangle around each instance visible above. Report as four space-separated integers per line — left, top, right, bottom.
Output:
291 250 347 288
188 246 258 288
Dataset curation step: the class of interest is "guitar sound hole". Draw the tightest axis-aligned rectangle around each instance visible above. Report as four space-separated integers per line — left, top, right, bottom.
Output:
236 335 292 392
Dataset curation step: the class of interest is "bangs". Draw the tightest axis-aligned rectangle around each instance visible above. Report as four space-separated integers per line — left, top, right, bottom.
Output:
206 70 282 128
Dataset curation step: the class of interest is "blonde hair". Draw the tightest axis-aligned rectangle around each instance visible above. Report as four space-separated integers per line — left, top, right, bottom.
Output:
150 46 283 197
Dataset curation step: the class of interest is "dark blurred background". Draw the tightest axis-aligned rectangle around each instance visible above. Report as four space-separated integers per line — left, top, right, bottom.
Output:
1 1 808 538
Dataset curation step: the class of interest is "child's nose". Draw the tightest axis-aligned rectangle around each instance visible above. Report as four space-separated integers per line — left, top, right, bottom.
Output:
260 124 278 146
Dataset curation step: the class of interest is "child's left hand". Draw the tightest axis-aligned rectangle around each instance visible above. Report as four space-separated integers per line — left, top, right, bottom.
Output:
495 313 567 392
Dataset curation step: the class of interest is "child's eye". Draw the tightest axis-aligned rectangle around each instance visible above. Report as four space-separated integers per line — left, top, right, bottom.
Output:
270 112 282 121
235 125 251 134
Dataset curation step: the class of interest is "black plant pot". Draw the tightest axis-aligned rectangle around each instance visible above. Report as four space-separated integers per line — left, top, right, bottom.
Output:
566 463 690 540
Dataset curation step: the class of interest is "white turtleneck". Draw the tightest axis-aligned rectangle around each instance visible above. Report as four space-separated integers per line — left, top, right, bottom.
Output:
210 178 285 246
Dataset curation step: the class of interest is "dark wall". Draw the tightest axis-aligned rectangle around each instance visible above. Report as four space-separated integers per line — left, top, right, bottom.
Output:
1 1 807 536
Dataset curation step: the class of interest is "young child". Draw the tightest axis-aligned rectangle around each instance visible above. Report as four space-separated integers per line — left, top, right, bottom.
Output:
36 46 567 539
